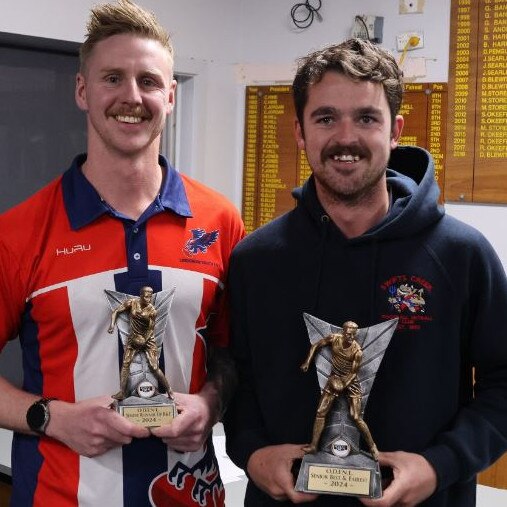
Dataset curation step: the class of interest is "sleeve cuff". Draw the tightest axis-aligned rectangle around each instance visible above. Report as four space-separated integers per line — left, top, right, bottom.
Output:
224 427 270 472
422 444 462 491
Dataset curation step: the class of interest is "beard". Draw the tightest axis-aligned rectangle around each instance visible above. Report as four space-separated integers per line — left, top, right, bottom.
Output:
314 143 388 206
315 166 387 206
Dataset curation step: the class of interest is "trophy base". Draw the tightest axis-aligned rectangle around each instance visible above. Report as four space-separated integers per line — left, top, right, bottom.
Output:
113 394 176 428
295 451 381 498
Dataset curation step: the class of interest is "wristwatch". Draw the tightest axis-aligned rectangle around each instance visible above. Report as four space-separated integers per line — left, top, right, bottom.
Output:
26 397 56 434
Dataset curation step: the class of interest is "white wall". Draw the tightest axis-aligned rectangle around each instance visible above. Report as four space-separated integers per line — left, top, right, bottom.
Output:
237 0 449 81
2 0 507 269
0 0 245 201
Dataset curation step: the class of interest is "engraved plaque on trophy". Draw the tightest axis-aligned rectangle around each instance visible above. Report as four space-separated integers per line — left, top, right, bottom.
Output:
105 286 177 428
295 314 398 498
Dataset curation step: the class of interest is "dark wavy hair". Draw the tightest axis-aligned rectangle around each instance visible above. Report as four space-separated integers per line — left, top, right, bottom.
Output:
293 38 404 129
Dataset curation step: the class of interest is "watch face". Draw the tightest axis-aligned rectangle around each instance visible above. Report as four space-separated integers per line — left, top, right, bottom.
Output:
27 402 48 431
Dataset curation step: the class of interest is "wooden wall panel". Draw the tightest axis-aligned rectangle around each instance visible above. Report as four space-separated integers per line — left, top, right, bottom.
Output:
445 0 507 203
444 0 479 201
479 452 507 489
399 83 447 198
474 0 507 202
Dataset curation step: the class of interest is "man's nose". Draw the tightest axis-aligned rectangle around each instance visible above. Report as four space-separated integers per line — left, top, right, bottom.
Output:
332 119 357 144
121 78 142 104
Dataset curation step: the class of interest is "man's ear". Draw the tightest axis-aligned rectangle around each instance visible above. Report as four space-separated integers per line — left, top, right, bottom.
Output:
390 114 404 150
75 73 88 112
295 118 305 151
166 79 177 115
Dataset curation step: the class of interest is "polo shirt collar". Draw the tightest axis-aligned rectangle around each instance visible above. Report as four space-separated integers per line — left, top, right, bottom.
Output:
62 153 192 230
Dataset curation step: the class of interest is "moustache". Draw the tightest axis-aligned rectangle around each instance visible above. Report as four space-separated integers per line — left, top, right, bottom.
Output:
108 105 150 119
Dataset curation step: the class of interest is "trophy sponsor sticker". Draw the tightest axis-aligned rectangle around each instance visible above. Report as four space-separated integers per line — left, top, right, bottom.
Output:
307 465 371 496
331 439 351 458
137 381 156 398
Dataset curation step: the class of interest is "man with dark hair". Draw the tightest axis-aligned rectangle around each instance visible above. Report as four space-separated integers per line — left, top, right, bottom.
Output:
224 38 507 506
0 1 244 505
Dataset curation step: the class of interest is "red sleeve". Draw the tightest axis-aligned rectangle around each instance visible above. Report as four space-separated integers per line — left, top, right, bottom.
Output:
0 230 25 350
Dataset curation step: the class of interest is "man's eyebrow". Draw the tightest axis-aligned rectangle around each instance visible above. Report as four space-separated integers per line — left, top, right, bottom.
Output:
140 68 165 77
98 67 164 77
309 106 338 118
309 105 383 118
99 67 123 75
355 106 383 116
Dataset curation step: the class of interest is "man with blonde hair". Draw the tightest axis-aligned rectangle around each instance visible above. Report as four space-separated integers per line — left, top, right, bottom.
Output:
0 1 244 505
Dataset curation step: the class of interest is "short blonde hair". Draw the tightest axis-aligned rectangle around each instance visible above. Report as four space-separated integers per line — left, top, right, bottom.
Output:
80 0 173 72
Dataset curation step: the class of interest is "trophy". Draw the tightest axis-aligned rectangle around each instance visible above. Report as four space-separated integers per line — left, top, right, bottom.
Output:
105 286 177 428
295 314 398 498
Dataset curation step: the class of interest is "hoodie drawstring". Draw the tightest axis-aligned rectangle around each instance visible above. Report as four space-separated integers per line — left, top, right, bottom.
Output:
311 213 331 314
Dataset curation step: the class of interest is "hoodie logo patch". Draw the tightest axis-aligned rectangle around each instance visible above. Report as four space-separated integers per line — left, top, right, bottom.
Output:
184 228 219 256
380 275 433 331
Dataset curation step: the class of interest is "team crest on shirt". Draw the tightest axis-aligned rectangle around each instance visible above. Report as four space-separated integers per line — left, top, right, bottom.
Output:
380 275 433 331
184 228 219 256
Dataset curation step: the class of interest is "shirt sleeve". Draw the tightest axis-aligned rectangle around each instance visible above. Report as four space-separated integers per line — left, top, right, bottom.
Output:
0 232 25 350
422 237 507 490
223 248 271 471
206 206 245 350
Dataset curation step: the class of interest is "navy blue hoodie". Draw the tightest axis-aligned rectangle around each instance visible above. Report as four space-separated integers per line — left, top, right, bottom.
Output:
224 146 507 506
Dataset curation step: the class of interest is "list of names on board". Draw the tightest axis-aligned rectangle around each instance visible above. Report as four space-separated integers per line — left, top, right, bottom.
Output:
242 86 300 232
398 83 447 188
446 0 507 202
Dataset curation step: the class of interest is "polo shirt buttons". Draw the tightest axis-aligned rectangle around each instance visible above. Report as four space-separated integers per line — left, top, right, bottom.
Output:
133 227 139 234
133 253 141 261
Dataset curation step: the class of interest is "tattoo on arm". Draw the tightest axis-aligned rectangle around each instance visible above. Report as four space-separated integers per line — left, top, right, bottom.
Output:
206 347 238 420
